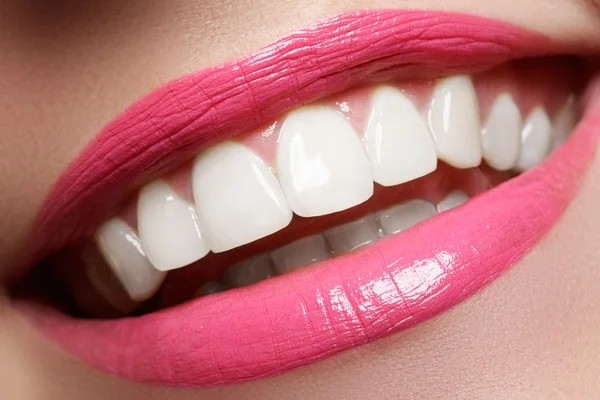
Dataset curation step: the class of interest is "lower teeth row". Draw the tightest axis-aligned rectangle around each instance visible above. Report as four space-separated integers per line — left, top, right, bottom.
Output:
196 191 469 296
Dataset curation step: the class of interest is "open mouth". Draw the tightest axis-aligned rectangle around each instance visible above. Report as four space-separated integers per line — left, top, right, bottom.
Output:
42 58 581 313
9 9 600 389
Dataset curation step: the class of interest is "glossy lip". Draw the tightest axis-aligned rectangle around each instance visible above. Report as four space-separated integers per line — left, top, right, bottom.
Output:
14 9 600 388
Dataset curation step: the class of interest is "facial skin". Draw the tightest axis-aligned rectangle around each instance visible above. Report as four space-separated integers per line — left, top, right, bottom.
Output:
1 1 600 398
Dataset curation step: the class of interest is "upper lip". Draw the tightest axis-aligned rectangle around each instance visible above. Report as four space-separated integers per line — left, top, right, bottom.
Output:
15 8 600 388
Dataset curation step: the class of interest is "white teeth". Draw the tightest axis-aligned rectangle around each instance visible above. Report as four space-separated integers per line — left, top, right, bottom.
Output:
363 86 437 186
277 106 373 217
551 95 577 150
376 199 437 235
137 180 210 271
192 141 293 252
95 218 166 301
481 93 521 171
515 107 552 172
324 214 381 254
94 71 577 300
223 253 275 288
437 191 469 212
428 75 482 168
270 234 331 274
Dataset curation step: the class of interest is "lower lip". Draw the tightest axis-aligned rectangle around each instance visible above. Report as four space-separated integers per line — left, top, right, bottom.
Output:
21 92 600 387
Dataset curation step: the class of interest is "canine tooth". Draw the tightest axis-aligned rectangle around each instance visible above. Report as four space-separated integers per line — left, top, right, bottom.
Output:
138 180 210 271
277 106 373 217
437 191 469 212
270 234 331 274
377 199 437 235
515 107 552 171
324 214 381 254
192 141 293 252
95 218 166 301
364 86 437 186
551 95 577 150
223 253 275 288
195 282 226 297
428 75 482 168
481 93 521 171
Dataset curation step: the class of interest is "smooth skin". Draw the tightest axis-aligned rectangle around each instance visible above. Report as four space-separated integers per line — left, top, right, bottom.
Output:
1 1 600 398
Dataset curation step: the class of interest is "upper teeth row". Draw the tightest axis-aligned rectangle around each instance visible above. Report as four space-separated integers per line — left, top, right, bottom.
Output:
95 74 577 301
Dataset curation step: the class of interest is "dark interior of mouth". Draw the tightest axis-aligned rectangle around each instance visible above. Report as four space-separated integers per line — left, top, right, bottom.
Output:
9 55 588 320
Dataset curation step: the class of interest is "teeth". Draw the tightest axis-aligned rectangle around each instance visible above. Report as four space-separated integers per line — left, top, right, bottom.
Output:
138 180 210 271
363 86 437 186
515 107 552 172
91 72 577 299
376 199 437 235
437 191 469 212
222 253 275 288
192 141 293 252
428 75 482 168
481 93 521 171
324 214 381 254
270 234 331 274
277 106 373 217
551 95 577 150
94 218 166 301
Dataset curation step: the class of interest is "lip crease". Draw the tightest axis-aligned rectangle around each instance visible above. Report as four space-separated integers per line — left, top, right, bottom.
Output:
14 9 600 388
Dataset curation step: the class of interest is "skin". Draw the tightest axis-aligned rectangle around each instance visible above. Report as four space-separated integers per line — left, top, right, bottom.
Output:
1 0 600 398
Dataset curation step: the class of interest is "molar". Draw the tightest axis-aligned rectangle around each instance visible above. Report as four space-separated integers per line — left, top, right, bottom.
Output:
428 75 483 168
192 141 293 253
363 86 437 186
277 106 374 217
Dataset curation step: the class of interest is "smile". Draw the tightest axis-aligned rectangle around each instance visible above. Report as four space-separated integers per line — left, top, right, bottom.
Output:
12 9 600 388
